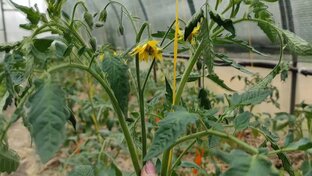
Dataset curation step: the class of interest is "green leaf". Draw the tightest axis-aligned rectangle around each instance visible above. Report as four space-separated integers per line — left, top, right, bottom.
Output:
230 89 272 106
252 2 277 42
33 38 54 52
213 150 279 176
144 108 198 160
234 112 252 131
209 11 235 36
68 165 94 176
0 144 20 174
215 53 254 75
207 73 234 92
10 1 41 26
286 138 312 151
101 55 130 117
0 42 21 53
282 30 312 55
165 77 173 104
184 9 204 41
26 80 69 163
176 72 200 82
152 30 175 40
215 38 267 57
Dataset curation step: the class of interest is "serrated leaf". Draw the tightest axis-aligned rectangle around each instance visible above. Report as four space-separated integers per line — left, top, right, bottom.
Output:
207 74 234 92
282 30 312 55
10 1 41 26
213 150 279 176
144 108 198 160
26 80 69 163
230 89 271 106
252 2 277 42
215 53 254 75
209 11 235 36
234 112 252 131
0 145 20 174
68 165 94 176
184 9 204 41
215 38 267 57
101 55 129 117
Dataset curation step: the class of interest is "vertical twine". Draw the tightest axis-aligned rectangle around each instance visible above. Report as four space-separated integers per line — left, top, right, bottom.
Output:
173 0 179 104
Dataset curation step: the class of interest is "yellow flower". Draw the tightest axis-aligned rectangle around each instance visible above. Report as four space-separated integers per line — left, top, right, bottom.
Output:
99 53 105 62
131 40 163 62
188 23 201 44
178 29 184 41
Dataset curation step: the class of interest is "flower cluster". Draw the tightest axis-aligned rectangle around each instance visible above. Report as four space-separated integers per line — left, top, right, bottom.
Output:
131 40 163 62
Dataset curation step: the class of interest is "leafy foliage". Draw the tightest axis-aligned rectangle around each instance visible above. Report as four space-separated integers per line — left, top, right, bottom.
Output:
0 145 20 174
234 112 252 131
252 2 277 42
213 150 279 176
230 89 272 107
68 165 94 176
101 54 130 117
209 11 235 36
282 30 312 55
145 108 198 160
9 0 41 29
207 74 234 92
26 80 70 163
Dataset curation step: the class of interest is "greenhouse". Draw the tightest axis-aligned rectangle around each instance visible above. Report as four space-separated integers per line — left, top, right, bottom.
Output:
1 0 312 175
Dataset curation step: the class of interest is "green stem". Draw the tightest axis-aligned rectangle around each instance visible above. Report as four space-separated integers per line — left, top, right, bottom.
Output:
171 130 259 155
170 140 196 174
174 35 208 105
135 55 147 160
267 148 298 156
160 150 172 176
142 59 156 92
70 1 88 27
105 0 138 35
48 63 141 176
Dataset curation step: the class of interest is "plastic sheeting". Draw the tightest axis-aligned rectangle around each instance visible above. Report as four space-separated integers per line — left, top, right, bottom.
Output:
1 0 312 49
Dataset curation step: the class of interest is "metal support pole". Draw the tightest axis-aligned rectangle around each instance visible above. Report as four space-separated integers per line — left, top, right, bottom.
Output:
279 0 297 114
1 0 8 42
187 0 196 15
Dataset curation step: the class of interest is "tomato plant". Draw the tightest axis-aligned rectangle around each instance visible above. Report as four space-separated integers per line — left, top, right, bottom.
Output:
1 0 312 175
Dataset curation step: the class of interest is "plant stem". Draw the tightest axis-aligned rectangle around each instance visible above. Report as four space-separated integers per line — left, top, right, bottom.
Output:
174 35 208 105
170 140 196 174
171 130 259 155
135 55 147 160
48 63 141 176
105 0 138 35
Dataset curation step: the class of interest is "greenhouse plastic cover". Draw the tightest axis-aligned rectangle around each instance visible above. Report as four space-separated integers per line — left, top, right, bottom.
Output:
0 0 312 49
